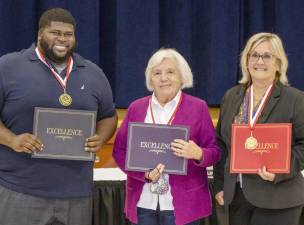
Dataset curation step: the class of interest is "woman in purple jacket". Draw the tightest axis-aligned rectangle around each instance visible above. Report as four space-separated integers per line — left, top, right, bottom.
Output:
113 48 221 225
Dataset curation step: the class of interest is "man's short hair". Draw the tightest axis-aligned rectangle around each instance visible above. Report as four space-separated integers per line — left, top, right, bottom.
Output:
39 8 76 31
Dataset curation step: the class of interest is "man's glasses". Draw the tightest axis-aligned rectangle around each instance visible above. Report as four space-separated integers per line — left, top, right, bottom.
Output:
248 52 275 64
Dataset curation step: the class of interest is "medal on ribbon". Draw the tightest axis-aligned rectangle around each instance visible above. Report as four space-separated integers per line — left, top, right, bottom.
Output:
244 133 258 150
59 91 73 106
245 84 274 150
35 48 74 107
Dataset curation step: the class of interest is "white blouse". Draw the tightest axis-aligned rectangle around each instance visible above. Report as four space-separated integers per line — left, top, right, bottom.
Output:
136 91 181 210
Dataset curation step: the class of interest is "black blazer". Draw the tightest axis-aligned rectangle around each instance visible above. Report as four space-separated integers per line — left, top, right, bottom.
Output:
214 82 304 209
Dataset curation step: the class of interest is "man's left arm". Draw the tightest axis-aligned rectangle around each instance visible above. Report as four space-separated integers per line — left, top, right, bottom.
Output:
85 113 118 152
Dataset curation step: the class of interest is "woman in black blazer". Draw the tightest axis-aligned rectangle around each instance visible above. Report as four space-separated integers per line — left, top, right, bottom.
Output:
214 32 304 225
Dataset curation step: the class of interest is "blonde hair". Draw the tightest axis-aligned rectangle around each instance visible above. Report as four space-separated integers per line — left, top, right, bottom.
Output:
145 48 193 91
239 32 289 85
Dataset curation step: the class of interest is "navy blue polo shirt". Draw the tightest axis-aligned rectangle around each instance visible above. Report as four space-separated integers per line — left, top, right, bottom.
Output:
0 44 115 197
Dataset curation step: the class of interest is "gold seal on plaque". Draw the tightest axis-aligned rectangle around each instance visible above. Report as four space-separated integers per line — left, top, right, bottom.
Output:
59 93 72 106
245 136 258 150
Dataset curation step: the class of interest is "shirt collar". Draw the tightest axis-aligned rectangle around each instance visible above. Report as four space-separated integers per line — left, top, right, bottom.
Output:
151 90 181 109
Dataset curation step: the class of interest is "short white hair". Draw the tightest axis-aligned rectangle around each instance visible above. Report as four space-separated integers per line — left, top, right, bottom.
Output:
145 48 193 91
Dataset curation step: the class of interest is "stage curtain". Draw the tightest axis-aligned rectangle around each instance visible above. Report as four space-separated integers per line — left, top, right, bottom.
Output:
1 1 304 107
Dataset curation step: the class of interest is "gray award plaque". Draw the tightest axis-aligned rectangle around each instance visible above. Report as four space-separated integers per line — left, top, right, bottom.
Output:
32 107 96 161
126 122 189 175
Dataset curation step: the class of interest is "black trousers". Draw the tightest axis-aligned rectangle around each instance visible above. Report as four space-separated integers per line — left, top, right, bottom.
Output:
229 184 303 225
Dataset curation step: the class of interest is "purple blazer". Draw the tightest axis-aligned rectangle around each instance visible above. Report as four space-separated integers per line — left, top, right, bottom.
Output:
113 93 221 225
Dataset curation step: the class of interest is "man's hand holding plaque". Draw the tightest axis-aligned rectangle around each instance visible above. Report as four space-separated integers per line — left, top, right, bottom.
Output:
9 133 43 154
85 134 103 153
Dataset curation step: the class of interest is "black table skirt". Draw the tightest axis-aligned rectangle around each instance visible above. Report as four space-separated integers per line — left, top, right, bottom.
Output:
92 180 221 225
92 180 304 225
93 181 130 225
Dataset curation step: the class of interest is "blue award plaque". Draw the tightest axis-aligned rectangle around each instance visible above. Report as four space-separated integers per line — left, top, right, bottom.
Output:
126 122 189 175
32 107 96 161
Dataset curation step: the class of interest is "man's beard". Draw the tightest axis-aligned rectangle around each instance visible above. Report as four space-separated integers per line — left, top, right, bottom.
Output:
39 39 77 63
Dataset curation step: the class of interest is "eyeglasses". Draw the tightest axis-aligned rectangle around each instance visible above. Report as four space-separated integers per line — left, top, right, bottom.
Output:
248 52 275 64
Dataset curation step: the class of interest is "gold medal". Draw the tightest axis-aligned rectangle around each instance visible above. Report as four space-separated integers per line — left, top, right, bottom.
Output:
244 85 273 151
35 48 74 107
59 93 72 106
245 135 258 150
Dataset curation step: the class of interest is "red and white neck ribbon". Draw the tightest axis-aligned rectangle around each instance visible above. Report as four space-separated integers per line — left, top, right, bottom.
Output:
35 47 73 90
149 93 182 125
248 83 274 129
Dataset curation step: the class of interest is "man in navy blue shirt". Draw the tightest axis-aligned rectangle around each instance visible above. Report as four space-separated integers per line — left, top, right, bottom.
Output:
0 8 117 225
